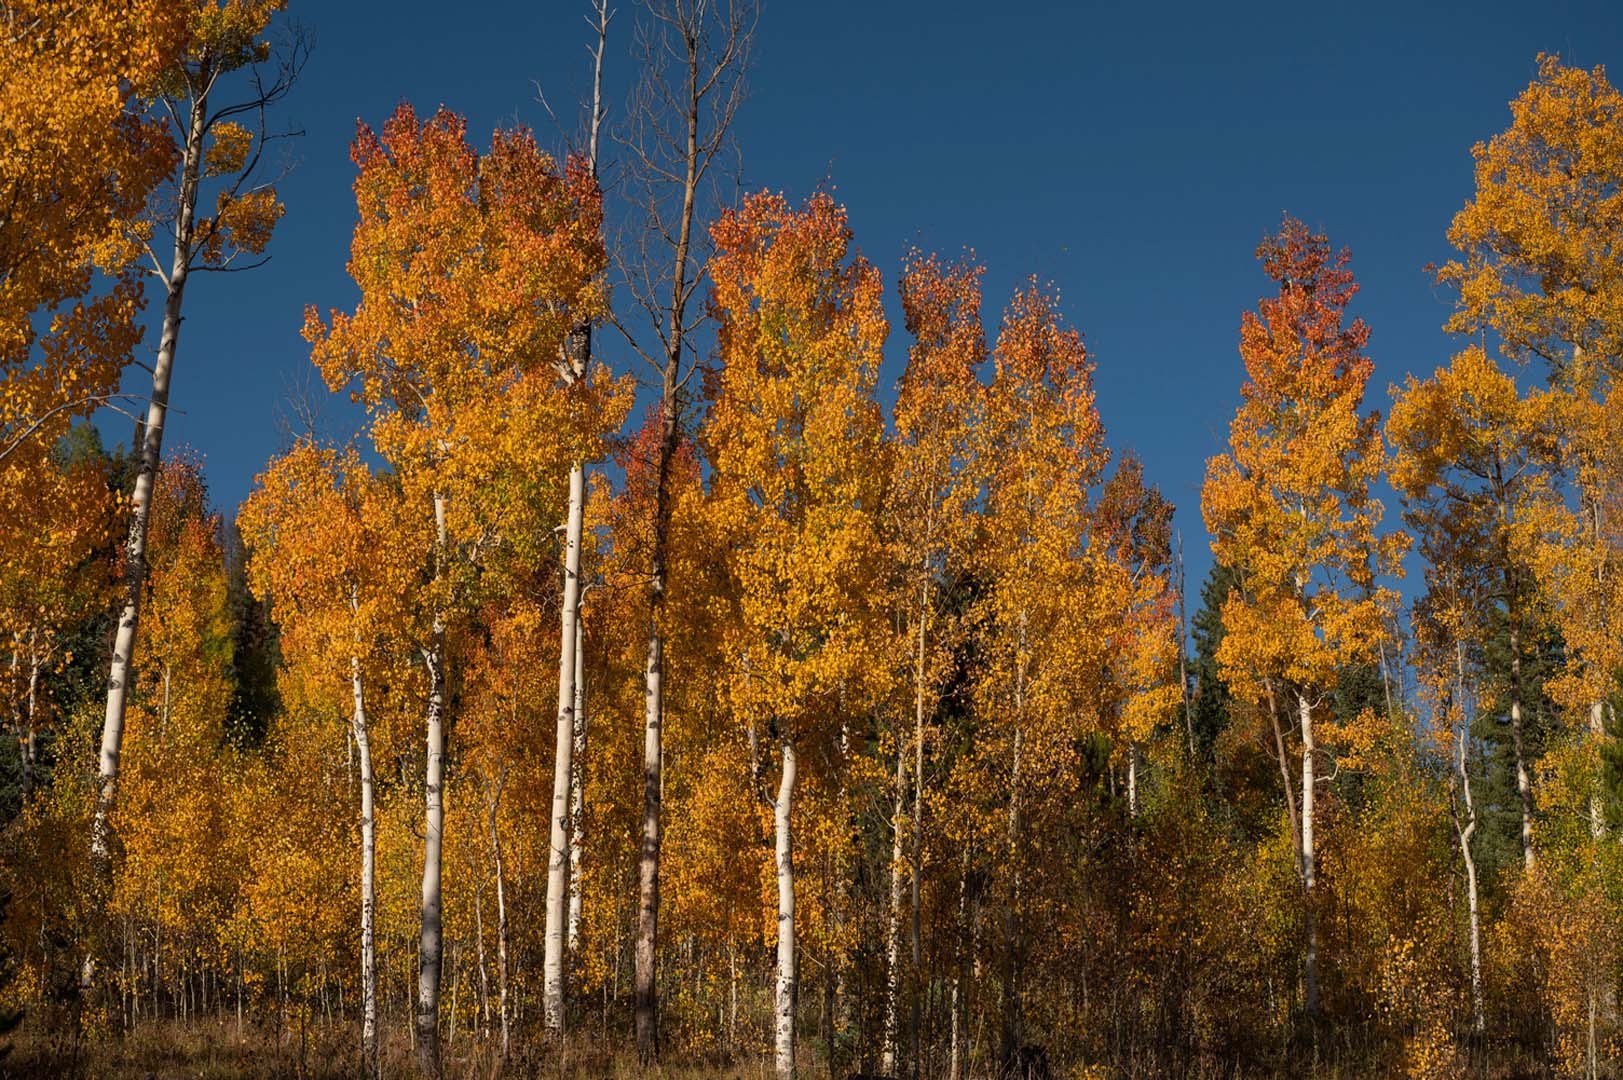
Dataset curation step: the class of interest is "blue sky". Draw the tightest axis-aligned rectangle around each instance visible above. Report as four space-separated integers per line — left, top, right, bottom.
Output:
127 0 1623 599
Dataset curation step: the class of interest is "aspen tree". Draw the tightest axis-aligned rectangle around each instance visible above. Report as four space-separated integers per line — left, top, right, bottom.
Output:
881 251 985 1076
542 1 612 1037
1439 57 1623 838
705 191 888 1080
974 280 1107 1069
305 104 611 1077
1202 217 1403 1026
1388 347 1563 870
92 0 303 912
239 442 415 1079
614 0 757 1056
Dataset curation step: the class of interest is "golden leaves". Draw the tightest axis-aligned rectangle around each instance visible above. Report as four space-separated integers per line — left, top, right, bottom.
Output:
1203 216 1401 702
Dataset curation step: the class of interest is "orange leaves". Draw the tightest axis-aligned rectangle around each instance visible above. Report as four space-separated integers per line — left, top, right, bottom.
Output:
705 190 889 739
1439 55 1623 375
1203 216 1401 701
307 104 621 488
0 0 182 459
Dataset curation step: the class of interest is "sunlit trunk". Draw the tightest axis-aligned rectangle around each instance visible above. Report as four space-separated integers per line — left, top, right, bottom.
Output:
774 739 798 1080
568 616 587 954
1127 741 1141 818
416 618 446 1077
1298 691 1320 1023
416 494 448 1079
881 719 908 1075
350 651 378 1079
93 85 209 882
1507 614 1535 870
910 587 928 1074
545 458 585 1036
1453 641 1485 1036
1589 700 1606 841
20 650 39 804
488 777 511 1060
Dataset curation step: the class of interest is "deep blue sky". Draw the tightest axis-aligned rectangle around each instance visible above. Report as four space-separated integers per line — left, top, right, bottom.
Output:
129 0 1623 598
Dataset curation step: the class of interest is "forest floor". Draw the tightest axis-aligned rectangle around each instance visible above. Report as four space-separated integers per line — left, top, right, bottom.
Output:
4 1019 787 1080
2 1019 1552 1079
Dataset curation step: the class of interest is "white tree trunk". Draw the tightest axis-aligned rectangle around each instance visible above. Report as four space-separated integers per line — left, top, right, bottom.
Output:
774 739 798 1080
635 573 664 1060
1453 640 1485 1036
1298 691 1320 1022
568 616 587 954
21 651 39 804
488 776 511 1060
544 459 585 1036
92 88 208 876
351 653 379 1079
416 612 446 1078
1589 700 1606 840
1508 621 1535 870
1127 741 1141 819
881 724 907 1075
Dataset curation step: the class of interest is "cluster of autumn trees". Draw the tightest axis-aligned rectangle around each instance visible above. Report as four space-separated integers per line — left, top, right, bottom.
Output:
4 3 1623 1078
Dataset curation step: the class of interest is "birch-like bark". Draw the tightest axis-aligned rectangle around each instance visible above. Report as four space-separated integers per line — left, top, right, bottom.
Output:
544 459 585 1038
92 85 208 876
544 0 607 1032
622 2 755 1056
635 537 665 1061
416 494 448 1079
1127 742 1141 819
1589 700 1607 841
568 616 587 954
350 651 379 1079
774 739 798 1080
1453 642 1485 1036
909 589 928 1074
1507 621 1535 870
881 720 907 1075
416 622 446 1077
20 650 39 804
947 842 969 1080
1297 691 1320 1023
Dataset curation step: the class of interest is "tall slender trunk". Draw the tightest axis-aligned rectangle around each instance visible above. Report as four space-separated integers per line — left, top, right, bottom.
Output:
774 740 798 1080
909 587 928 1078
635 31 698 1043
1453 642 1485 1036
416 494 448 1079
92 83 209 879
948 841 970 1080
568 616 588 954
635 393 675 1061
881 717 908 1076
545 458 585 1036
416 619 446 1077
1507 621 1535 869
351 651 379 1080
21 651 39 803
1127 742 1141 818
1177 532 1194 758
473 870 489 1033
1589 700 1606 840
1297 692 1320 1023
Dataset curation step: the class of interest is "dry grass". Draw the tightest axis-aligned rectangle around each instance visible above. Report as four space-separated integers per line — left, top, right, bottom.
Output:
1 1019 1554 1079
3 1018 785 1079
